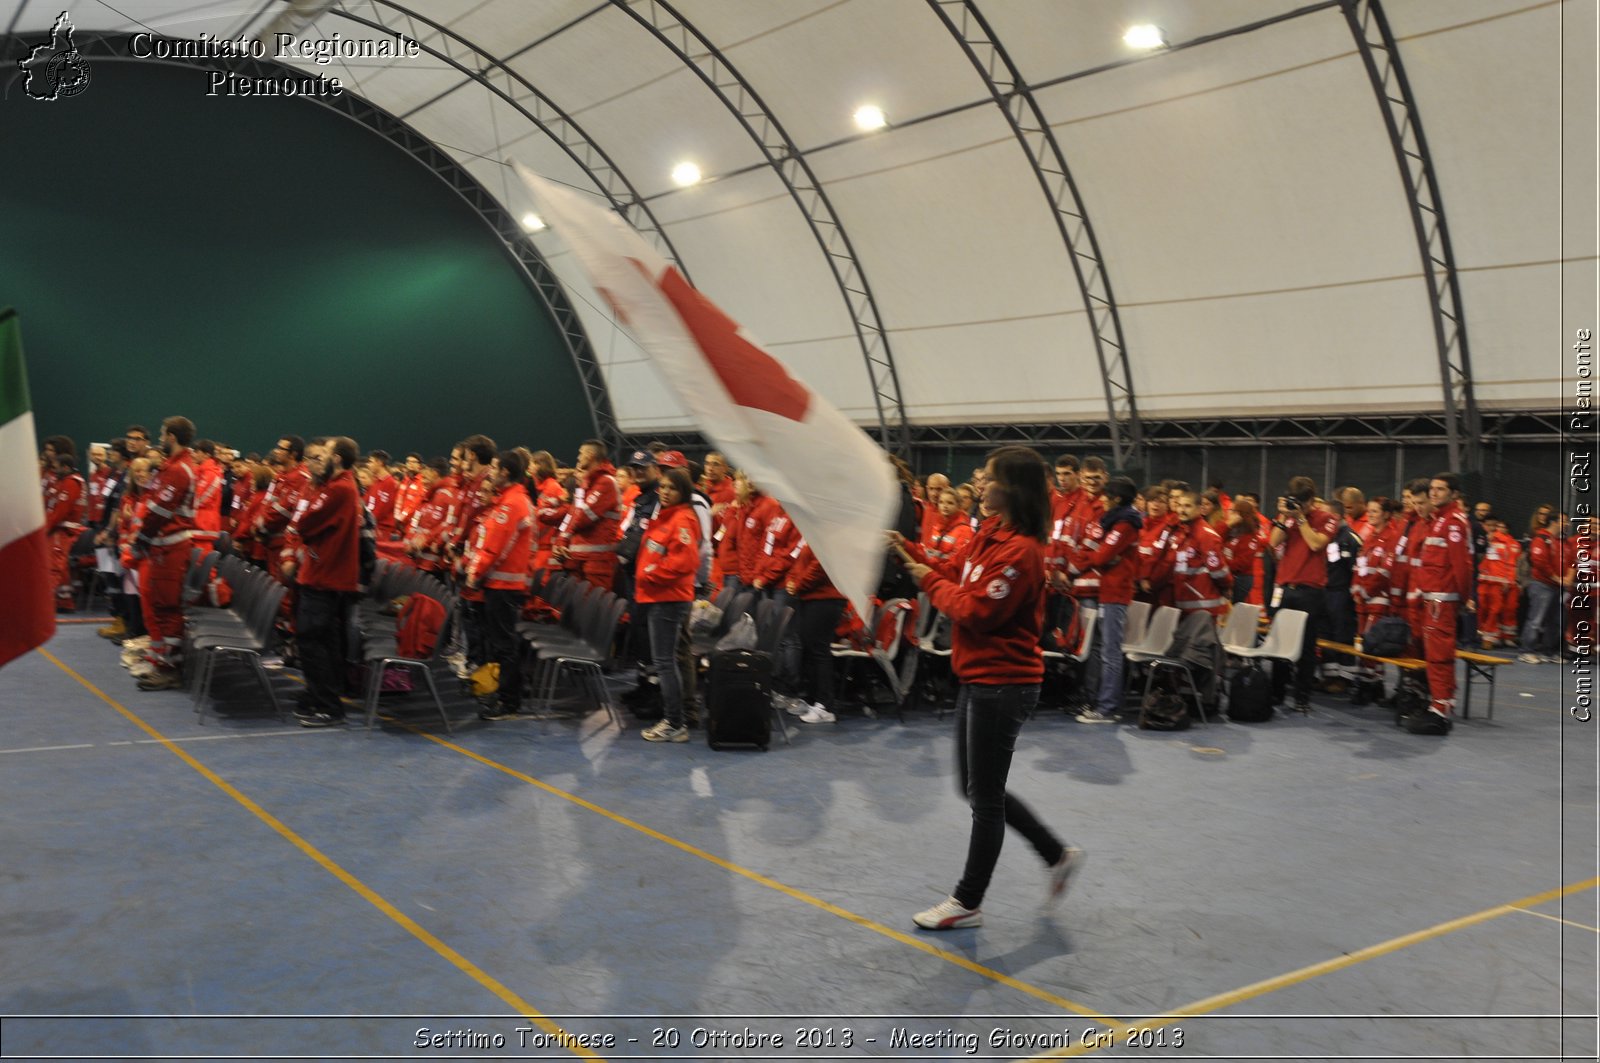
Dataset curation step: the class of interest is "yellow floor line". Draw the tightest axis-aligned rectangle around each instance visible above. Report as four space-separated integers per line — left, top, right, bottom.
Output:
404 724 1123 1024
40 650 604 1062
1509 905 1600 933
1025 876 1600 1060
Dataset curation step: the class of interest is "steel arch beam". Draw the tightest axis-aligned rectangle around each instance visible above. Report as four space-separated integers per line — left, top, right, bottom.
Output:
13 29 624 454
926 0 1144 470
1341 0 1481 472
327 0 691 286
611 0 911 453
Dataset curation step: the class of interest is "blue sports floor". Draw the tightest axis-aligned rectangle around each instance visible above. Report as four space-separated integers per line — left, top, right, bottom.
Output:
0 621 1596 1062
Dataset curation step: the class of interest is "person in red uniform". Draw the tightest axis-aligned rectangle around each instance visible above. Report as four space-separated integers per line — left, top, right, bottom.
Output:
1268 475 1337 713
557 439 622 591
1135 483 1177 606
1519 508 1566 661
364 450 401 541
1407 472 1474 734
711 472 747 590
527 450 567 582
699 451 735 514
925 487 975 563
253 435 310 583
131 417 199 690
285 437 362 726
188 440 225 551
1222 496 1267 605
1169 486 1230 617
44 453 86 612
750 495 800 594
226 453 255 537
1477 518 1521 648
1077 477 1143 723
1062 458 1108 605
636 468 703 743
469 450 535 722
784 537 846 721
392 453 427 531
899 446 1080 931
404 458 456 572
1349 496 1404 705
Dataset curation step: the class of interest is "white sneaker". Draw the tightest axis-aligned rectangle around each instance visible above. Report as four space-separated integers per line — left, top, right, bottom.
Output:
641 719 689 743
913 896 982 930
128 660 158 679
798 704 836 723
1045 847 1085 909
778 695 809 716
1075 708 1118 724
1516 652 1543 664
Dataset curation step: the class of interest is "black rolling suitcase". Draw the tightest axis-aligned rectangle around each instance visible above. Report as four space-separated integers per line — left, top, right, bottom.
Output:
705 649 773 751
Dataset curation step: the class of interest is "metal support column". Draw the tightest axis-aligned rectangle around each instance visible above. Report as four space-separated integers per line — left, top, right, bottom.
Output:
926 0 1143 469
1341 0 1480 473
612 0 911 453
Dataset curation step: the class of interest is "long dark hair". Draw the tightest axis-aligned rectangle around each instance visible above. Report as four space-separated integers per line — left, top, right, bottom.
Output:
660 467 695 504
984 445 1050 541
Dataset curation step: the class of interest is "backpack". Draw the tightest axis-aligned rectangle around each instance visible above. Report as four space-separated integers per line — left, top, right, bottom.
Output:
1226 666 1275 723
1138 672 1192 731
397 593 447 659
1362 615 1411 658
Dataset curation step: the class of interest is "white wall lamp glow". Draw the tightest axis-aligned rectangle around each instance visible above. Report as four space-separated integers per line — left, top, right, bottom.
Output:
671 161 702 187
853 104 887 131
1122 24 1167 50
521 212 546 232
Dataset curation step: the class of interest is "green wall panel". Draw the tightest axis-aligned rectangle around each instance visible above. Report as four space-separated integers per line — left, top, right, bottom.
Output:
0 57 593 462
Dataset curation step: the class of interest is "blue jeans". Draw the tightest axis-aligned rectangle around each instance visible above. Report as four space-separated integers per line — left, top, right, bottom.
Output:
647 600 693 727
1095 602 1127 713
1520 581 1561 655
951 683 1064 909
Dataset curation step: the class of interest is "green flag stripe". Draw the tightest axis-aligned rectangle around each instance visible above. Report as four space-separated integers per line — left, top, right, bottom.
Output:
0 309 33 427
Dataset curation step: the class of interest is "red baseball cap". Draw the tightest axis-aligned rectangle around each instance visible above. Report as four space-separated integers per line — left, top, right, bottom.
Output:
658 450 689 470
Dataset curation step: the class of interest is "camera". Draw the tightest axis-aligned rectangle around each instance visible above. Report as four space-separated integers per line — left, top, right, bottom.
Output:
1281 496 1300 511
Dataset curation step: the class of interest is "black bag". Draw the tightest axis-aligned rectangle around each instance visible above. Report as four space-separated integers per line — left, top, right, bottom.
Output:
1226 666 1275 723
704 648 773 751
1138 684 1192 731
1361 615 1411 658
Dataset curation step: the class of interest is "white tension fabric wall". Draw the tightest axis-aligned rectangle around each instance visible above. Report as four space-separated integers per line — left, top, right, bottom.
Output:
10 0 1595 438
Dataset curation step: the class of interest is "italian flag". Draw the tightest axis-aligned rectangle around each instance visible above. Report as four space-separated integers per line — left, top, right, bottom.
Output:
0 309 54 669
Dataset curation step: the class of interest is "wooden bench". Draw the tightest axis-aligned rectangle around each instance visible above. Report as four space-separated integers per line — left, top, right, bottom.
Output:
1317 640 1514 720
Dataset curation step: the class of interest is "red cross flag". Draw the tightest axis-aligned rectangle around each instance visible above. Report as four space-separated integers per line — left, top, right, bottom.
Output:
518 166 897 619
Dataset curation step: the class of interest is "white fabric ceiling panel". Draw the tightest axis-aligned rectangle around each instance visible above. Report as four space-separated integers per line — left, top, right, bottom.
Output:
18 0 254 36
444 0 603 59
504 6 690 117
820 135 1094 337
1120 279 1443 418
676 0 981 151
1383 3 1564 269
1458 263 1564 408
761 337 890 424
806 101 1008 185
1040 51 1418 304
343 57 480 116
982 0 1312 85
885 317 1110 425
399 78 523 158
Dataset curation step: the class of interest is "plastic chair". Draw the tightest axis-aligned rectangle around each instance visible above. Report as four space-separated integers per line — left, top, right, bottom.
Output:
1232 609 1308 670
1220 603 1262 655
1121 605 1178 660
361 591 458 732
1125 609 1212 724
1123 600 1152 648
189 572 290 723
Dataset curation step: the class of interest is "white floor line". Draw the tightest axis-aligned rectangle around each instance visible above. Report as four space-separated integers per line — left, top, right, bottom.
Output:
0 742 98 755
0 729 333 756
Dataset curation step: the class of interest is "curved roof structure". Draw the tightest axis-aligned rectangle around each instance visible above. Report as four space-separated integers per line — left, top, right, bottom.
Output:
7 0 1594 460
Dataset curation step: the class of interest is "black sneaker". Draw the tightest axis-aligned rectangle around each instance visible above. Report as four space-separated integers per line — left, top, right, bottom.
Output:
298 712 345 728
1292 697 1311 715
1404 709 1452 735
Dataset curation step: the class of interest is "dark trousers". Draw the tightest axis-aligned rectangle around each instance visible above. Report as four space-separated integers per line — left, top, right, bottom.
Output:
951 683 1064 910
1230 573 1254 604
795 598 844 707
484 588 527 711
647 600 693 727
1272 585 1325 701
296 587 351 716
462 598 486 666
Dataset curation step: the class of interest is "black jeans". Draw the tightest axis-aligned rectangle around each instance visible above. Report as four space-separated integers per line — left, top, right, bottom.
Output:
795 598 844 707
1230 573 1254 605
647 600 693 726
1272 584 1325 701
484 588 527 711
951 683 1064 910
297 587 351 716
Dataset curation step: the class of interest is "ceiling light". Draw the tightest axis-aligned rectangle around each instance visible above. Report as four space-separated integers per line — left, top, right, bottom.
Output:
671 161 702 187
521 212 546 232
1122 24 1167 50
853 104 887 131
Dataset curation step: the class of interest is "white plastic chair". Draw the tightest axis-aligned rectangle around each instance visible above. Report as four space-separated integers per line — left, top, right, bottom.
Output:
1220 603 1262 655
1123 600 1152 649
1121 605 1178 660
1233 609 1308 669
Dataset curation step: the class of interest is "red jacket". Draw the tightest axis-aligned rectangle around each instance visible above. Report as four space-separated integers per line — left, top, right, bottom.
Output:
531 475 567 552
634 502 701 603
294 470 362 592
393 476 427 529
256 464 310 541
366 473 401 538
1222 523 1267 577
117 486 147 567
1046 487 1083 577
925 512 974 563
1063 492 1108 598
919 521 1045 684
453 468 493 550
1480 530 1521 584
466 482 534 591
139 448 197 551
45 472 85 533
701 476 735 510
1352 519 1404 610
86 467 114 525
562 462 621 558
755 500 801 587
192 457 224 534
228 478 256 533
786 541 844 601
735 493 780 585
1414 500 1474 601
1137 513 1178 590
408 477 460 562
1274 507 1338 589
1527 528 1563 586
1083 506 1142 605
1169 518 1230 613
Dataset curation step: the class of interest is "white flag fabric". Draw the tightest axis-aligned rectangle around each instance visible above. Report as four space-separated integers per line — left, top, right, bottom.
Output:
518 166 897 620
